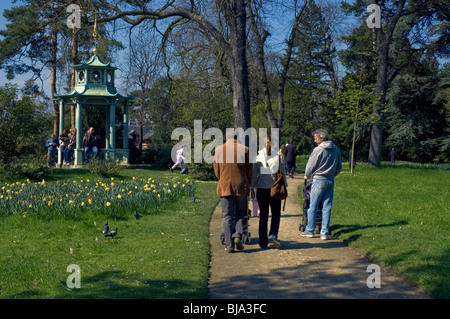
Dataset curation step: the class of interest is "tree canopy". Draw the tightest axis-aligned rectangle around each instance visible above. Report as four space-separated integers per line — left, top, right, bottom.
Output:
0 0 448 164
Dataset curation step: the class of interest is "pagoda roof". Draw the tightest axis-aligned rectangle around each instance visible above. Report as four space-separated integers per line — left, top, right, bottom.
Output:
71 54 119 70
55 83 132 100
55 86 130 100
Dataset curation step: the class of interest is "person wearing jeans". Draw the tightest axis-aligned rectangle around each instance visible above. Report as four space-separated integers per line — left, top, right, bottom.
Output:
302 129 342 240
220 195 247 251
306 179 334 238
82 127 100 163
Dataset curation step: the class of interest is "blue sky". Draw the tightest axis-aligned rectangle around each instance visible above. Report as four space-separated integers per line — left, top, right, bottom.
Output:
0 0 354 98
10 0 446 100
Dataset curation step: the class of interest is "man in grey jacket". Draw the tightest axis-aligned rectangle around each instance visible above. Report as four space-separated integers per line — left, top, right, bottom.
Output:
302 129 342 240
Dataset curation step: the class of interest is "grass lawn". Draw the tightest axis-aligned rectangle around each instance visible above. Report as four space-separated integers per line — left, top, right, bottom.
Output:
307 162 450 298
2 159 449 299
0 167 219 299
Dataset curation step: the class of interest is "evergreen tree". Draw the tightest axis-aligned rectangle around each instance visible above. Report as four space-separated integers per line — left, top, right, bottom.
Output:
384 60 449 163
0 84 50 163
0 0 124 134
341 0 449 167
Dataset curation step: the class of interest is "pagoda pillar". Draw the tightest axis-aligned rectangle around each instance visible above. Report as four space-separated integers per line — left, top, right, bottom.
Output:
108 101 116 159
74 98 83 165
122 100 130 164
58 99 64 166
105 106 110 149
123 101 129 151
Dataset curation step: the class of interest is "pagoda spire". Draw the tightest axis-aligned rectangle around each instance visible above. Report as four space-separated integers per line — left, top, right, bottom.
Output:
92 12 99 56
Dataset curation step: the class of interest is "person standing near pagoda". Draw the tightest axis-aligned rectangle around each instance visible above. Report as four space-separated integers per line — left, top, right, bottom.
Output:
82 127 100 163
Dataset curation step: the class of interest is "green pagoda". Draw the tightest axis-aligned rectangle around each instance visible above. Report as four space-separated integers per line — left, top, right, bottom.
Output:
54 15 132 166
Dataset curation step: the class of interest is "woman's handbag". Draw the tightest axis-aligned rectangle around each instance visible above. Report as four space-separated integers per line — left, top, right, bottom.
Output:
270 156 288 210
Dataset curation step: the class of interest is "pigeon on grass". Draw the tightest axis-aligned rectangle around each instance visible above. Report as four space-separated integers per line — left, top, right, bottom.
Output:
102 221 109 234
134 211 143 220
105 228 117 238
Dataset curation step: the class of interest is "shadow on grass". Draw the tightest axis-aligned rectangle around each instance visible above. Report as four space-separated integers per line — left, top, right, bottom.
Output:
381 248 450 299
6 270 206 299
330 220 408 244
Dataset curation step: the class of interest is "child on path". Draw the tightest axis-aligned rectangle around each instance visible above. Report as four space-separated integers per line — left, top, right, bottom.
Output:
171 146 185 172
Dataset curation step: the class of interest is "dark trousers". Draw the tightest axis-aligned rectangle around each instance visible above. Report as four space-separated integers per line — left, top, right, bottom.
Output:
220 195 247 250
64 148 74 164
256 188 281 246
47 150 57 167
287 161 296 175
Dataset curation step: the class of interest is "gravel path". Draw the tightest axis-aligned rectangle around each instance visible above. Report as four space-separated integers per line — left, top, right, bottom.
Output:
207 175 431 299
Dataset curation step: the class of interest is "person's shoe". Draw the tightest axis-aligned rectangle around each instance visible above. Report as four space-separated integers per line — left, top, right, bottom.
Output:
269 236 281 248
259 244 269 249
300 232 314 238
170 167 174 172
320 235 329 240
234 237 244 251
225 248 234 253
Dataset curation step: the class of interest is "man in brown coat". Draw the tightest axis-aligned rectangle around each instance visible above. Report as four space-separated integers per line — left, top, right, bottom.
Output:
213 131 253 252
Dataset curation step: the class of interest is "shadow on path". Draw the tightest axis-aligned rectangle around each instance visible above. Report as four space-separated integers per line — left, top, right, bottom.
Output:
207 175 430 299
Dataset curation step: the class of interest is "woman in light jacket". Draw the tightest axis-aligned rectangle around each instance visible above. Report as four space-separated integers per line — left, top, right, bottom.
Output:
251 136 288 249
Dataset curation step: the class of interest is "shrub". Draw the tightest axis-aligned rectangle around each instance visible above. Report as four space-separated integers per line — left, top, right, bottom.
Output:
1 156 50 180
144 147 173 168
88 158 121 178
188 162 216 181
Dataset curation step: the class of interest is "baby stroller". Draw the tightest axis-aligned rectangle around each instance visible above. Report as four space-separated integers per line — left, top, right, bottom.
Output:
221 204 251 245
299 179 322 234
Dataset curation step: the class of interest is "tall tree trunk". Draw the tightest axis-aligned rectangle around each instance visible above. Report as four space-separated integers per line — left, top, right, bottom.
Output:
368 38 388 167
51 27 59 135
367 0 405 167
228 0 251 130
70 27 79 129
351 119 357 175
